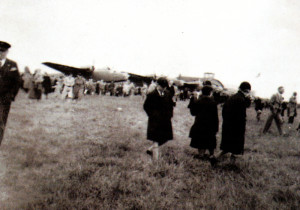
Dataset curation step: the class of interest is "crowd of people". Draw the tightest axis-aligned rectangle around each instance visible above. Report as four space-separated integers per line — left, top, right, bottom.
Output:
0 41 299 168
20 70 150 100
143 77 299 166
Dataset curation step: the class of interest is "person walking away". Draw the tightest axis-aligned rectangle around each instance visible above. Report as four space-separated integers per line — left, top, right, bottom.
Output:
143 77 175 160
216 82 252 163
0 41 21 145
262 86 285 135
188 85 219 166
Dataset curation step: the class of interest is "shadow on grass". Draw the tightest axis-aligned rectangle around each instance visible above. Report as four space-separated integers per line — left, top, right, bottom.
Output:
214 163 242 173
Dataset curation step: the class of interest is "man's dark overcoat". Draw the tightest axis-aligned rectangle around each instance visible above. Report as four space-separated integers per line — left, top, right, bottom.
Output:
0 59 20 144
143 88 174 145
188 95 219 150
220 91 251 155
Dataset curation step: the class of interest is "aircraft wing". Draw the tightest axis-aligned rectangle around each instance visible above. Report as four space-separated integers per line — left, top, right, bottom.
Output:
42 62 93 78
127 73 155 86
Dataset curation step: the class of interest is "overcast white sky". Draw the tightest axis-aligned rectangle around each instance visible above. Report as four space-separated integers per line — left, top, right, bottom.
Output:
1 0 300 98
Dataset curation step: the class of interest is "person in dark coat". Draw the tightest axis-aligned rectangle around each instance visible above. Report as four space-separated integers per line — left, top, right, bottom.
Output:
188 85 219 165
217 82 252 163
0 41 21 146
42 73 52 99
143 77 175 160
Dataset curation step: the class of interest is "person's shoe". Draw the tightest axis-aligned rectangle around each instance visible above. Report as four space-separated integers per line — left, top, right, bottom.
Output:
209 157 218 167
146 150 153 156
282 132 289 137
230 155 236 164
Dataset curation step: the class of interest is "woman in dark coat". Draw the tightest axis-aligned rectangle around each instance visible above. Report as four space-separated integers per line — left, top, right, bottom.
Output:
217 82 252 162
188 86 219 160
143 77 175 160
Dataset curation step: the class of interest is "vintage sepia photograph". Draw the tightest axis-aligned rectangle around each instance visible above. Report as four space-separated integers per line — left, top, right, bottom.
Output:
0 0 299 209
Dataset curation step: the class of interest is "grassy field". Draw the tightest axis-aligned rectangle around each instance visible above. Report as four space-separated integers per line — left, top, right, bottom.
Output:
0 91 299 209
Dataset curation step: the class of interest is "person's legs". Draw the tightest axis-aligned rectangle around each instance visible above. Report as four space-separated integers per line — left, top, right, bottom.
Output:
256 110 262 122
208 149 214 157
208 149 217 166
230 154 236 164
61 86 67 99
146 143 155 154
263 113 274 133
288 116 294 124
78 88 84 100
152 142 159 160
274 114 283 135
198 149 205 156
215 150 228 159
67 87 73 99
147 142 160 160
0 105 10 146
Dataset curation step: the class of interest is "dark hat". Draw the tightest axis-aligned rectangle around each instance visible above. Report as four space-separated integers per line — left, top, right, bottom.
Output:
239 81 251 91
0 41 11 51
157 77 169 88
278 86 284 91
203 80 212 87
202 85 213 96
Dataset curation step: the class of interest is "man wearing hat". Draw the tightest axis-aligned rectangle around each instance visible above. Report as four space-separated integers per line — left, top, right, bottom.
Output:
262 86 285 135
143 77 175 160
0 41 21 145
217 81 252 163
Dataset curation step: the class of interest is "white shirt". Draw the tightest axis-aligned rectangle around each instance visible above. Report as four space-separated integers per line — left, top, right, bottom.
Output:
157 88 164 96
0 59 6 68
64 76 75 86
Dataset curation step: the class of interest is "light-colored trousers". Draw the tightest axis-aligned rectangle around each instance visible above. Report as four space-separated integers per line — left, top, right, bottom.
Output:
61 86 73 99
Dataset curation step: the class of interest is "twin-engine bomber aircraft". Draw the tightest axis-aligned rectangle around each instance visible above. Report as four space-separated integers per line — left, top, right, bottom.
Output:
42 62 155 86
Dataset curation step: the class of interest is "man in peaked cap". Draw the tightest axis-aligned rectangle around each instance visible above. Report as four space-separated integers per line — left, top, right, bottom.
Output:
0 41 21 146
